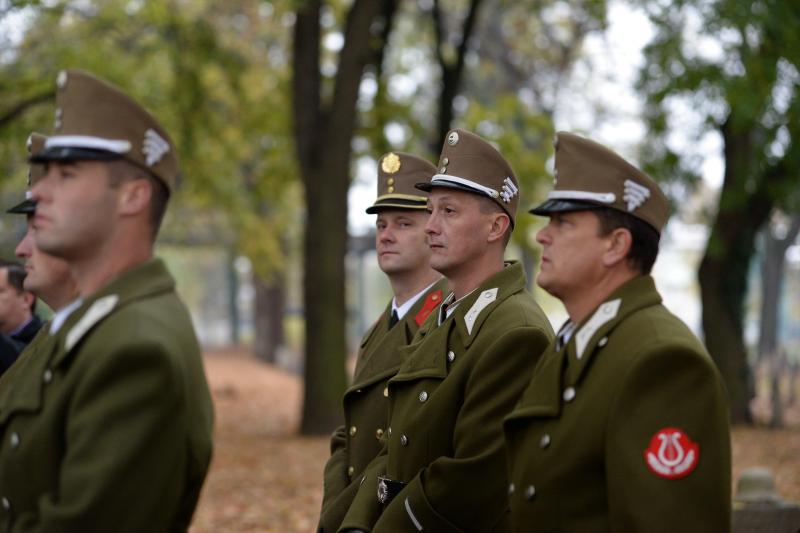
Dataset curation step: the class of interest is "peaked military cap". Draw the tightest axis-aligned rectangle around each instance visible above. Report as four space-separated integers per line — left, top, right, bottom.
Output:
530 132 670 233
416 128 520 227
366 152 436 214
7 133 47 214
30 69 179 190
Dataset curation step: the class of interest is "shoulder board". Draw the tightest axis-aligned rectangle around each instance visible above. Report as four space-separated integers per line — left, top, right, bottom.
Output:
464 288 498 335
415 290 443 326
65 295 119 352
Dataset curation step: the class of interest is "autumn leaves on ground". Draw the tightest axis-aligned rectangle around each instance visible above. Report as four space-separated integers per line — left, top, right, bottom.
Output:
191 348 800 532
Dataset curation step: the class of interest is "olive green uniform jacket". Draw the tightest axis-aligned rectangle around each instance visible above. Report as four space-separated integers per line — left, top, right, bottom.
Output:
319 279 447 532
0 259 214 532
503 275 731 532
339 262 553 533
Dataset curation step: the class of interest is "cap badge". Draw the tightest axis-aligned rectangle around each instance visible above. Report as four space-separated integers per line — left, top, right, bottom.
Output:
499 177 519 204
623 179 651 212
381 152 401 174
54 108 63 130
644 427 699 480
447 131 459 146
142 129 170 166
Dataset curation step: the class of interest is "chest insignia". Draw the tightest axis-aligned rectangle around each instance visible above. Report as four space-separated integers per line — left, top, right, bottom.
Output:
65 295 119 351
574 298 620 359
464 288 498 335
644 427 699 479
415 290 443 326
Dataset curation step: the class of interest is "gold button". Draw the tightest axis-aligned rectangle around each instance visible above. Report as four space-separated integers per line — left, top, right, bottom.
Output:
387 186 394 193
383 387 389 397
375 428 384 439
432 294 439 301
349 426 357 437
347 466 355 477
387 178 395 186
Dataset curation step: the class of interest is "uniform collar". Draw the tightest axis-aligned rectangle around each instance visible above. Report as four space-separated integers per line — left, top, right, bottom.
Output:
393 279 439 320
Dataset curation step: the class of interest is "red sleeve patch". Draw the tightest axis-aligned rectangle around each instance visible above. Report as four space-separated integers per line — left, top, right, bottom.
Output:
415 290 443 326
644 427 699 479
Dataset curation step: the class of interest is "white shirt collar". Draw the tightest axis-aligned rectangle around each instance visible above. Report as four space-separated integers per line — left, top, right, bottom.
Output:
49 298 84 335
392 280 439 320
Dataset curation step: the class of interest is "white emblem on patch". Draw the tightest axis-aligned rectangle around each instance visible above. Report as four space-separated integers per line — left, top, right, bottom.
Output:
464 288 498 335
499 177 518 204
623 179 651 212
574 299 620 359
65 295 119 351
142 129 170 166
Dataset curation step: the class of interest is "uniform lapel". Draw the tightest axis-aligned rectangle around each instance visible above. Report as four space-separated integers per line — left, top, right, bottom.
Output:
563 275 663 387
505 344 565 421
0 331 60 425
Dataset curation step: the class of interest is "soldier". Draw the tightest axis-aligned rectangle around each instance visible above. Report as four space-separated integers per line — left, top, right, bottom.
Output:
0 260 41 347
318 152 447 532
504 132 731 531
339 129 554 532
0 70 214 532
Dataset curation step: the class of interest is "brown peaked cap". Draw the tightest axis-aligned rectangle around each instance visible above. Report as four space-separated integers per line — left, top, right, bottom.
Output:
366 152 436 214
30 69 179 190
530 132 670 233
416 128 520 227
7 133 47 215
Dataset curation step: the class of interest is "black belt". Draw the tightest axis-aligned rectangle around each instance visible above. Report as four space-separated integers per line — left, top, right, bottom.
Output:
377 475 407 505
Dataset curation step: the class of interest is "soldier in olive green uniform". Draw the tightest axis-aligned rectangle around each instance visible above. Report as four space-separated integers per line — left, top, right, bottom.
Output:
0 70 214 532
318 152 447 532
339 129 554 533
504 132 731 532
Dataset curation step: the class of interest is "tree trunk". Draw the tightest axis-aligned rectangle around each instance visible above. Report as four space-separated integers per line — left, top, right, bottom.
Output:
698 116 773 425
253 272 285 365
293 0 398 434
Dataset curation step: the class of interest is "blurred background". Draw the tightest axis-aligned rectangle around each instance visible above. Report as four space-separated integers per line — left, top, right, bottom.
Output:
1 0 799 530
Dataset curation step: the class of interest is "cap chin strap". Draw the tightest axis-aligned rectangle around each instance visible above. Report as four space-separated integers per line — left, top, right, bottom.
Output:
45 135 132 154
546 190 616 204
430 173 499 199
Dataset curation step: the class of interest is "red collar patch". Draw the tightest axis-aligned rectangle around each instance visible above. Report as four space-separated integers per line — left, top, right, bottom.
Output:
415 290 443 326
644 427 699 479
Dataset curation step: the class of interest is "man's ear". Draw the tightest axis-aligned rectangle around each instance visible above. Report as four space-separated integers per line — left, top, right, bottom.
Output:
117 178 152 217
487 212 511 244
602 227 633 268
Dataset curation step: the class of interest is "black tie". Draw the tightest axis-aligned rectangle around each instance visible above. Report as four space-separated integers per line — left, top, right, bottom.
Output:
388 309 400 329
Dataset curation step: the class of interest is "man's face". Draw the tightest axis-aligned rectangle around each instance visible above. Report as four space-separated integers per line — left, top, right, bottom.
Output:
30 160 118 260
425 189 493 277
375 209 432 276
0 268 30 332
535 210 609 299
15 219 72 302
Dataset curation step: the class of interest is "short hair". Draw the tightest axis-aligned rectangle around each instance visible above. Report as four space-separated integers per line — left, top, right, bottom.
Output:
106 159 170 240
593 208 660 274
478 196 513 247
0 259 35 312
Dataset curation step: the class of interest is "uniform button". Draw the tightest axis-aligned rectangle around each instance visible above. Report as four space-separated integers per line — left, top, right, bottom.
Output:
9 433 19 449
375 428 384 440
539 434 551 449
400 434 408 446
383 387 389 397
418 390 428 403
43 369 53 384
562 387 576 402
447 350 455 363
349 426 357 437
598 336 608 348
1 497 9 510
347 466 355 477
508 483 515 495
440 166 447 173
442 157 449 165
387 427 392 437
525 485 536 500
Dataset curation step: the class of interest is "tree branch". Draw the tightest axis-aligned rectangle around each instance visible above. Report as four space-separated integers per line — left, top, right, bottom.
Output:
0 90 55 129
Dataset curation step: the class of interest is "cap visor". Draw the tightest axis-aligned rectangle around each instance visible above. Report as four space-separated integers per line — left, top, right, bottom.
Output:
366 198 428 214
29 146 123 163
6 199 36 214
529 199 605 216
415 180 485 196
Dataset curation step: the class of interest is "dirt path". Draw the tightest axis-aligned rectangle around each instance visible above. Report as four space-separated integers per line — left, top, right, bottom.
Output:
191 349 800 532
